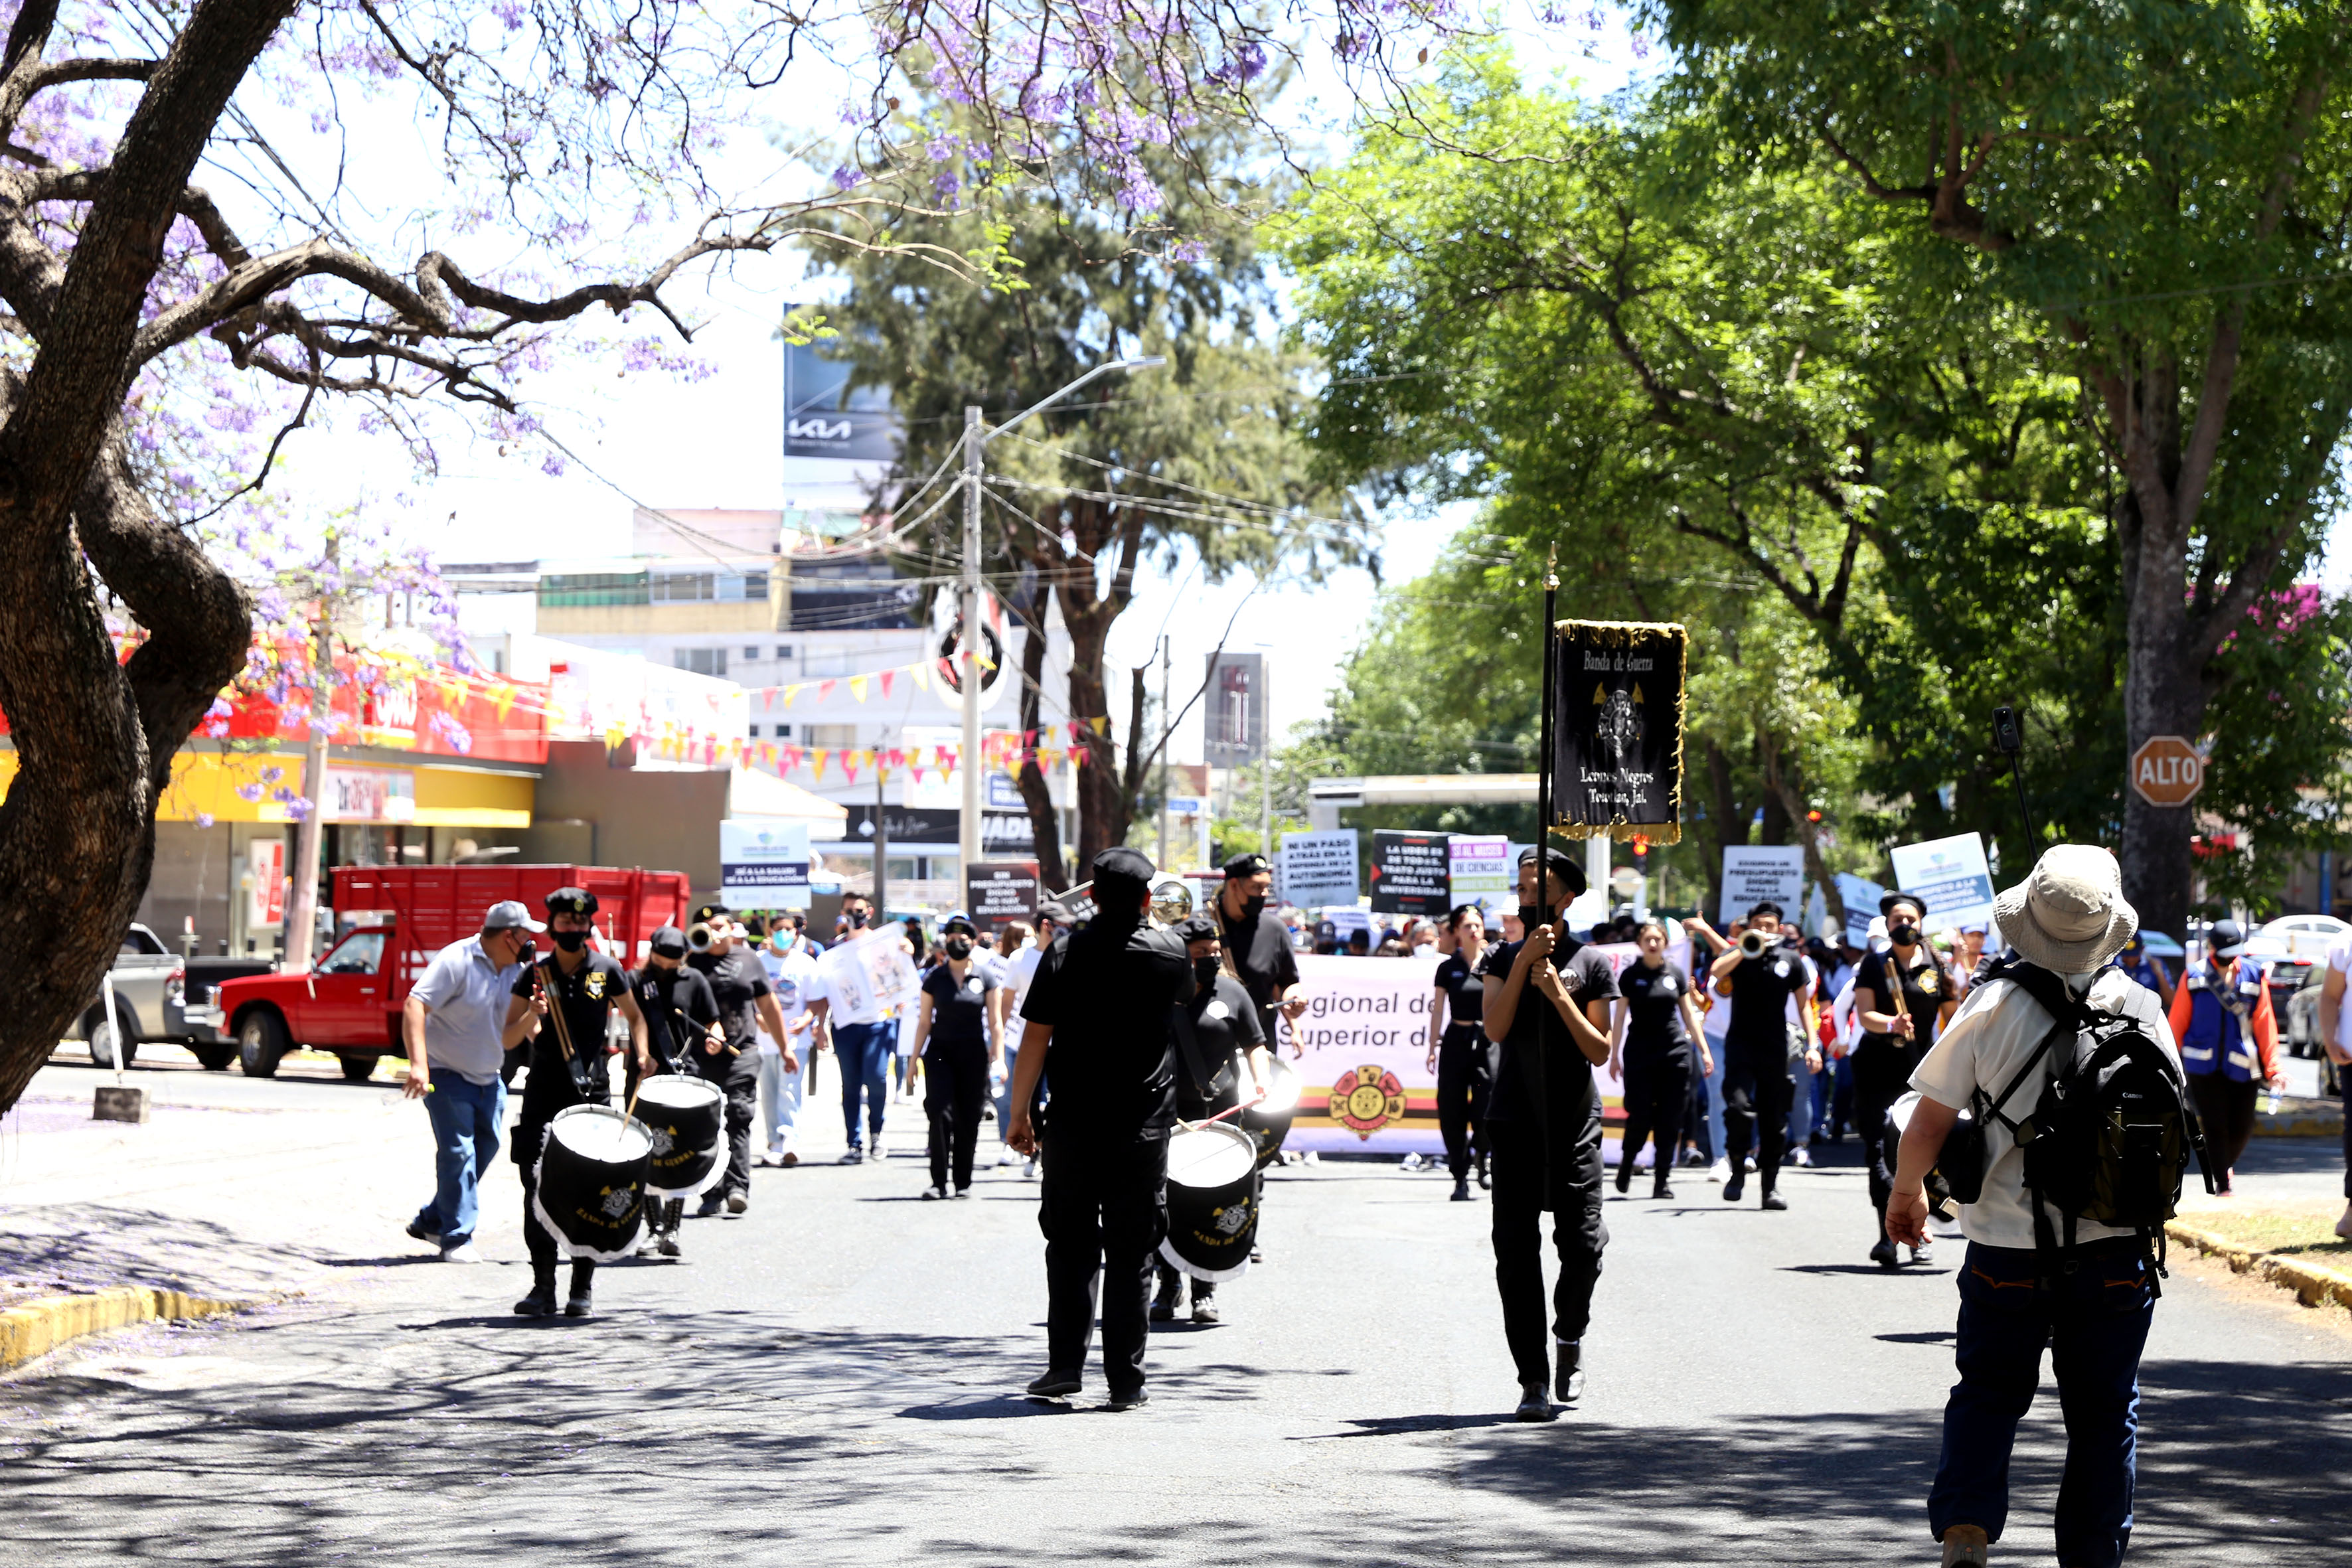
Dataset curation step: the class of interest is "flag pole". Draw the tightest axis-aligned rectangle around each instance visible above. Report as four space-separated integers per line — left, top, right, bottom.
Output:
1536 546 1559 873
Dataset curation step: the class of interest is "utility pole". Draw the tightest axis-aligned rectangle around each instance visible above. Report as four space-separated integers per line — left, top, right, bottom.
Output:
1156 637 1172 866
958 405 984 885
874 744 890 921
283 533 335 971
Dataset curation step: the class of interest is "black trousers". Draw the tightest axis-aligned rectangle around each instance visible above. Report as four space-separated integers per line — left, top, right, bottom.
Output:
1721 1040 1796 1192
515 1119 595 1290
1435 1026 1493 1179
1851 1038 1918 1227
1488 1099 1607 1388
2189 1072 2259 1176
1038 1129 1168 1395
924 1039 988 1192
1618 1047 1692 1190
697 1066 757 1198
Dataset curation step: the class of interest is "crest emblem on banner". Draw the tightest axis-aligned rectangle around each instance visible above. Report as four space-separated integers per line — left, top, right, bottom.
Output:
1329 1065 1407 1140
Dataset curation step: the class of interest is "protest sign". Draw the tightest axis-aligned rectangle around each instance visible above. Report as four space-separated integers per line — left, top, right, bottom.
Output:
1279 828 1359 909
1370 830 1451 916
1719 846 1806 925
816 924 920 1019
1834 872 1887 948
963 860 1040 932
1889 832 1997 931
720 820 811 909
1549 619 1687 841
1448 834 1514 919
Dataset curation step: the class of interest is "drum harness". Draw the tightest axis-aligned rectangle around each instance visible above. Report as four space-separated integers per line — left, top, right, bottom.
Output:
1170 994 1254 1130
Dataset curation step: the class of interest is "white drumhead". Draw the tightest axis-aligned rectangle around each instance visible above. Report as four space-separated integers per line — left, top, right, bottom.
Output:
550 1105 651 1161
1166 1121 1257 1188
636 1075 722 1109
1254 1056 1302 1114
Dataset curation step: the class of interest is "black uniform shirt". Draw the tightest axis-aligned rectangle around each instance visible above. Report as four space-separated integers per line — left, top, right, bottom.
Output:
633 963 719 1070
1478 933 1617 1127
1219 900 1300 1042
921 962 995 1055
511 951 628 1118
1020 919 1195 1137
1434 951 1486 1038
1172 971 1264 1120
1855 947 1946 1063
687 949 771 1084
1724 944 1810 1050
1618 959 1693 1056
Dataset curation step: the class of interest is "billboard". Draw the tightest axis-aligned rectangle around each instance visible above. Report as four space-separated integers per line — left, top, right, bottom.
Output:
783 337 902 463
1204 651 1267 767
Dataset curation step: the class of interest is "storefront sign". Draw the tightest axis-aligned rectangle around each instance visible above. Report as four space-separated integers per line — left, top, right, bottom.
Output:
323 767 416 823
246 838 285 928
720 819 812 909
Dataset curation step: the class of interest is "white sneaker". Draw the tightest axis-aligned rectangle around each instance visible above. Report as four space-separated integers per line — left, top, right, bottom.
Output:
997 1148 1016 1167
1022 1157 1038 1179
1743 1156 1758 1173
1705 1158 1729 1185
440 1241 483 1264
1788 1146 1812 1169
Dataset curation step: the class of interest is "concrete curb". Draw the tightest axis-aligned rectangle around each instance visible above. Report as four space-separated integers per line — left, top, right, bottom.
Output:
0 1287 250 1373
2167 1221 2352 1312
2254 1095 2343 1139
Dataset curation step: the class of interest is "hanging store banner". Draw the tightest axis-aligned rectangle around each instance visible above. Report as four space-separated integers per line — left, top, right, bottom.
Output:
1549 620 1686 842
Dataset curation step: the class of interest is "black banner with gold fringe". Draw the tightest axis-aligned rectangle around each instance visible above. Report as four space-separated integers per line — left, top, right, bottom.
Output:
1548 619 1686 843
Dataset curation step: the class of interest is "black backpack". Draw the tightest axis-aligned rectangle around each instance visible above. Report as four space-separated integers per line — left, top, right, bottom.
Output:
1969 960 2213 1289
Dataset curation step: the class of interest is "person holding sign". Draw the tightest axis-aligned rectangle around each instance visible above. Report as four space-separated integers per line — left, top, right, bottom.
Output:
1855 892 1957 1267
1478 846 1616 1421
1706 901 1819 1210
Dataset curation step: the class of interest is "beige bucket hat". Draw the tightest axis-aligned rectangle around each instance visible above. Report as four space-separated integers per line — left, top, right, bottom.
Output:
1991 844 2138 972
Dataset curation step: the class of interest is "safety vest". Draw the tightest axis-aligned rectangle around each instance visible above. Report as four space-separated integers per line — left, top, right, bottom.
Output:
2177 959 2264 1081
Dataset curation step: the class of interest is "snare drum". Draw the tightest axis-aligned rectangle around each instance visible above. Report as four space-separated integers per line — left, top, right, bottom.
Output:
531 1104 653 1261
1158 1120 1260 1282
633 1073 728 1198
1240 1056 1303 1169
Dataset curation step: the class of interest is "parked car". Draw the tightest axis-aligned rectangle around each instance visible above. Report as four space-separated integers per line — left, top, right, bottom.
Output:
63 923 185 1071
171 957 281 1069
213 864 691 1081
2255 913 2349 963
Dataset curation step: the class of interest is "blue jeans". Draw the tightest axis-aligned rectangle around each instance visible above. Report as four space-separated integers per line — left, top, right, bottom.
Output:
994 1044 1020 1148
1700 1032 1727 1160
1930 1239 2156 1568
835 1021 893 1148
412 1073 505 1247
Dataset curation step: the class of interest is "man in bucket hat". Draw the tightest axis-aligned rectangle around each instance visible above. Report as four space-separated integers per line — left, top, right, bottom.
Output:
1885 845 2183 1568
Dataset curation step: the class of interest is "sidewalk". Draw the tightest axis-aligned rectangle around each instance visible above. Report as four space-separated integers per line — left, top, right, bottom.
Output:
2172 1134 2351 1312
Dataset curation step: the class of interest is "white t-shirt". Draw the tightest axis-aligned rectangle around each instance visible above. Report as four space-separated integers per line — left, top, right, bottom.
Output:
1910 967 2180 1250
757 947 827 1056
2327 932 2352 1055
1000 943 1046 1034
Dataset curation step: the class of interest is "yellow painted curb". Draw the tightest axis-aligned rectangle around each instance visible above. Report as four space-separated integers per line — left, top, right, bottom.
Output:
0 1287 248 1373
2167 1221 2352 1313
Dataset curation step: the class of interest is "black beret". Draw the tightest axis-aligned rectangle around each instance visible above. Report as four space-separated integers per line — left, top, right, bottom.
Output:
1516 846 1588 896
1092 846 1156 884
1173 913 1220 944
1222 852 1272 880
545 886 599 917
1881 890 1928 918
649 925 688 957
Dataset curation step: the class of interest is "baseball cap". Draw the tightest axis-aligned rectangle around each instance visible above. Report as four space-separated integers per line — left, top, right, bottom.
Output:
483 900 546 933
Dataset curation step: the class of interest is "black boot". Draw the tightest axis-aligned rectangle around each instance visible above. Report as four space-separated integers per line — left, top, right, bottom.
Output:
1150 1264 1181 1322
1451 1174 1472 1202
1553 1340 1585 1405
514 1268 558 1318
564 1260 596 1317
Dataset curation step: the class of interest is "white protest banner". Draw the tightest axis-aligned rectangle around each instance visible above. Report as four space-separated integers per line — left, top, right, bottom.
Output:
1448 834 1514 919
816 924 921 1019
1889 832 1997 931
1835 872 1887 948
1275 954 1443 1155
1719 846 1806 925
720 819 812 909
1279 828 1360 909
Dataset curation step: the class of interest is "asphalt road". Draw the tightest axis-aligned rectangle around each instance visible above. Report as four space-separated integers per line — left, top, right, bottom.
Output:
2 1056 2349 1567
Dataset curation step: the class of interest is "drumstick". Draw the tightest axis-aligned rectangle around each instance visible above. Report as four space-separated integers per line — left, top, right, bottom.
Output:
1182 1103 1253 1131
532 962 576 1063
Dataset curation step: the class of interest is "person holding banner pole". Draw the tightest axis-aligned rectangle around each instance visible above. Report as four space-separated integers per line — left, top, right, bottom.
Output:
1480 846 1616 1420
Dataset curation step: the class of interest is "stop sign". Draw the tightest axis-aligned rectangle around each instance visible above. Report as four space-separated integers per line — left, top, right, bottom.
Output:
2130 736 2205 807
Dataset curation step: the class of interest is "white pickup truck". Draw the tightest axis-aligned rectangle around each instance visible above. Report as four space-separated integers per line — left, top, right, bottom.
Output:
62 922 186 1070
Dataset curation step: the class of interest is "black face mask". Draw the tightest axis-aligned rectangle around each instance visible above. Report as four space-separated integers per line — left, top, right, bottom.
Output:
944 937 973 960
1888 922 1920 948
844 909 869 930
550 929 588 953
1194 955 1221 987
511 937 535 965
1518 903 1548 934
1240 894 1267 921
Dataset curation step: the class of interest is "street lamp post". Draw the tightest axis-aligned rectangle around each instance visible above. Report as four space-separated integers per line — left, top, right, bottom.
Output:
957 355 1164 884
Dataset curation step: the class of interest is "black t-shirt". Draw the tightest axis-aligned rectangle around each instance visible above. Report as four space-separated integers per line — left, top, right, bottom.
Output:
1477 933 1618 1127
1019 918 1196 1137
921 962 995 1056
633 962 719 1069
1172 971 1265 1119
1434 951 1486 1039
687 949 771 1083
1723 944 1810 1050
1857 947 1946 1059
511 951 629 1118
1219 902 1300 1039
1618 959 1693 1054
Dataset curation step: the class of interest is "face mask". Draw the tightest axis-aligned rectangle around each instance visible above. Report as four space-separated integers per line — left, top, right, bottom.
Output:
1889 922 1920 947
945 937 973 960
1241 895 1267 921
1194 955 1221 986
845 909 869 929
511 937 535 964
551 929 588 953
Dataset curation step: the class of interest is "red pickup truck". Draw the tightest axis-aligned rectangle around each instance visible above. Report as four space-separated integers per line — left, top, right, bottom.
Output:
214 864 693 1080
